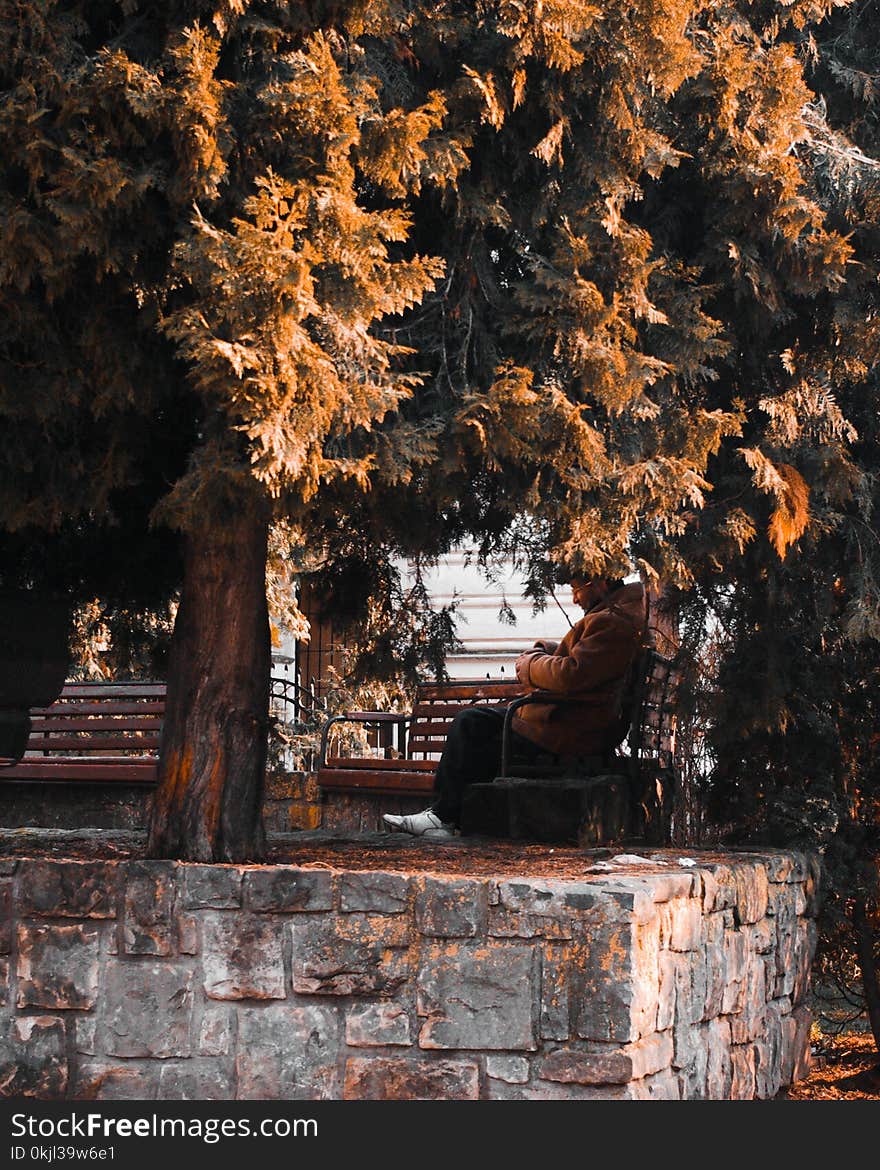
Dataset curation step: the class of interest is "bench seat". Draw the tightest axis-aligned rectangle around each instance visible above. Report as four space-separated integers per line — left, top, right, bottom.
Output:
316 679 525 800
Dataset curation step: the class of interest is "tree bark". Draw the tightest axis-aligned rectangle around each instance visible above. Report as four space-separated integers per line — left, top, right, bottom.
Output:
852 896 880 1056
147 504 271 862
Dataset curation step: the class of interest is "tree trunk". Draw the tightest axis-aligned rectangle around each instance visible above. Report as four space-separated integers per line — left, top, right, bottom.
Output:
852 896 880 1056
147 505 271 862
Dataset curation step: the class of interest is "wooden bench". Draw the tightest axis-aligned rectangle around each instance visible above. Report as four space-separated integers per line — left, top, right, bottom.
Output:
0 681 164 785
316 679 525 798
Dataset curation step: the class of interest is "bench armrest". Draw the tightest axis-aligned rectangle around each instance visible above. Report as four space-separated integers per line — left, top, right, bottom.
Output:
342 711 410 722
318 711 410 768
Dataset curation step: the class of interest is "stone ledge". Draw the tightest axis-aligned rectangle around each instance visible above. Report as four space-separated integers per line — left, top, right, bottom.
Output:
0 842 819 1100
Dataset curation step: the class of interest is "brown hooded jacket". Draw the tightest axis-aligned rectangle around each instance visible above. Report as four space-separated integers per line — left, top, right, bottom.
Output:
511 580 647 756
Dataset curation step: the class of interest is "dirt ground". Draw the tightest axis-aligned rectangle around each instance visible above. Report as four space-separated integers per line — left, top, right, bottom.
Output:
0 825 745 878
783 1032 880 1100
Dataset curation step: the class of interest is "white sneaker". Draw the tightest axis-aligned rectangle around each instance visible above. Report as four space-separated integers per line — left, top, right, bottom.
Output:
382 808 456 839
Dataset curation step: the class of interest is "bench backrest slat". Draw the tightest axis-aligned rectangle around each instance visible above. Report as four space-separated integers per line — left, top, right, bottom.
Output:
24 735 162 753
52 682 166 696
29 716 162 734
30 701 165 717
1 680 166 782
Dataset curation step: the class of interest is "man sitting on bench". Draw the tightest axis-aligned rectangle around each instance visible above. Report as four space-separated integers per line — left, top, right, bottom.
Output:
382 568 647 840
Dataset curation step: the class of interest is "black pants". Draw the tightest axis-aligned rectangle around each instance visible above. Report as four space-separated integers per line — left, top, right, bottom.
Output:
431 705 555 825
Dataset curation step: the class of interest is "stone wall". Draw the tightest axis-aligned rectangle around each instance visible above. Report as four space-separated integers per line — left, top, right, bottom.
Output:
0 849 819 1100
0 769 322 834
263 770 321 833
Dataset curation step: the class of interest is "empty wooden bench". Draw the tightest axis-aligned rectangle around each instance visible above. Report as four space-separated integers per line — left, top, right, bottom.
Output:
316 678 525 800
0 681 164 785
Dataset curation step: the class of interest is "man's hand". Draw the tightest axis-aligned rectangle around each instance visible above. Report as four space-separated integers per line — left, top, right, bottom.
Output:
515 650 540 683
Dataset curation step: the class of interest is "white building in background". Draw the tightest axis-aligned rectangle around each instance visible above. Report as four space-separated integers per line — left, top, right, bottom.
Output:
399 548 582 679
275 547 585 691
282 547 645 693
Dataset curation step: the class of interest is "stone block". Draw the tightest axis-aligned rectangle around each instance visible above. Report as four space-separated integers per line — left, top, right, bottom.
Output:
631 918 661 1035
540 1031 672 1085
724 929 748 989
540 942 572 1040
339 871 409 914
264 770 301 800
791 1005 813 1083
730 1043 757 1099
244 867 333 912
657 950 676 1031
661 898 703 952
103 960 193 1057
75 1016 97 1056
489 906 573 940
705 1017 732 1098
345 1002 412 1047
17 923 100 1010
755 850 797 883
792 919 818 1006
722 929 748 1013
673 949 709 1027
594 881 661 926
198 1004 234 1057
0 1016 68 1098
729 958 768 1045
343 1056 479 1100
292 914 411 996
754 1034 782 1099
794 883 808 916
486 1055 530 1084
461 774 630 845
700 864 737 912
176 913 199 955
574 923 636 1043
181 865 242 909
0 881 11 952
287 801 322 831
628 1030 675 1079
202 911 285 1000
777 1004 798 1086
417 939 538 1051
488 1077 627 1101
158 1061 235 1100
523 776 631 845
701 913 726 1020
74 1061 160 1100
733 861 769 925
626 1068 681 1099
496 879 631 926
675 1021 710 1098
492 876 654 939
415 877 488 937
122 861 176 956
0 956 7 1006
18 860 117 918
491 879 578 940
749 917 775 955
237 1003 339 1099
